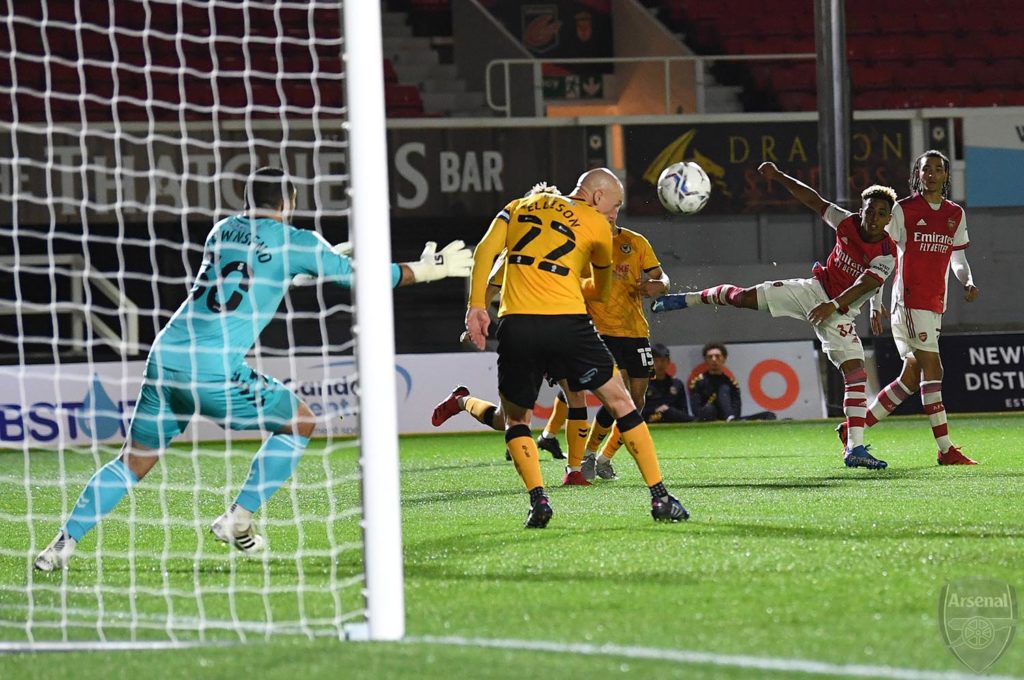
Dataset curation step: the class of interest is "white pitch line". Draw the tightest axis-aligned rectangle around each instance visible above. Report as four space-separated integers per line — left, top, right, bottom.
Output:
408 635 1021 680
0 641 219 653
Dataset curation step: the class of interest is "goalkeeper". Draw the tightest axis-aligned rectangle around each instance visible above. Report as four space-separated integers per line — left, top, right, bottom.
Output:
35 167 472 571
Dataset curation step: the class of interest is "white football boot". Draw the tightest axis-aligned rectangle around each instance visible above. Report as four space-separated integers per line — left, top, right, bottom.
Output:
34 532 78 572
210 506 266 554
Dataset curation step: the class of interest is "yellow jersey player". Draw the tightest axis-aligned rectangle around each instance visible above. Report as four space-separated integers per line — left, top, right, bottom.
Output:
575 223 669 482
465 168 689 528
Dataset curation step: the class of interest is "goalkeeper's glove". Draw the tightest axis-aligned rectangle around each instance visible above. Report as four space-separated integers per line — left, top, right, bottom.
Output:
407 240 473 283
291 241 352 286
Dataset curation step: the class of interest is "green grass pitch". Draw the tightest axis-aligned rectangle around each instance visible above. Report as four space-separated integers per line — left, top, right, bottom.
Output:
1 414 1021 679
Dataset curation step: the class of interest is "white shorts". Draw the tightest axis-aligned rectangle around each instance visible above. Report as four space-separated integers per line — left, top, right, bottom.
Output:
759 278 864 367
891 304 942 357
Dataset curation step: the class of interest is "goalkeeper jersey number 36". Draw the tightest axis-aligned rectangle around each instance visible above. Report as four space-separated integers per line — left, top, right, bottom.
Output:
153 215 357 376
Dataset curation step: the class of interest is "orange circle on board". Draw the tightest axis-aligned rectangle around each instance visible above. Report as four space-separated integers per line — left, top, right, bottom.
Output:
747 359 800 411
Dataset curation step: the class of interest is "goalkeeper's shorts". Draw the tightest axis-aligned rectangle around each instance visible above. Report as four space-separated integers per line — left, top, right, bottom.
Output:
127 363 300 449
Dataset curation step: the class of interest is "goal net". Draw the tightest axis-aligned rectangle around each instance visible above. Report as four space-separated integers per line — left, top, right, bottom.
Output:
0 0 403 645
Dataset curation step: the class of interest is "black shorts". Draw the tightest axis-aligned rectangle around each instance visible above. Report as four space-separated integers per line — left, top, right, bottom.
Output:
496 314 615 410
602 336 655 379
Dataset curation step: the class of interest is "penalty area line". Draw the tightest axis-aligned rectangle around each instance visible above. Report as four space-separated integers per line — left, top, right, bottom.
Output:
407 635 1020 680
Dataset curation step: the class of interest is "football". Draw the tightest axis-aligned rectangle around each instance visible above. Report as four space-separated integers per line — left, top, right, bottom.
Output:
656 161 711 215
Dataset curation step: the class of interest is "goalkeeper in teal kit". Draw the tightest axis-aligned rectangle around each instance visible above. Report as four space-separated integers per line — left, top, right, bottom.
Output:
35 167 472 572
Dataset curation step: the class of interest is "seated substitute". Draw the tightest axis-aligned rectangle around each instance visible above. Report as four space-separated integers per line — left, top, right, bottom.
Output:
688 342 776 422
642 344 693 424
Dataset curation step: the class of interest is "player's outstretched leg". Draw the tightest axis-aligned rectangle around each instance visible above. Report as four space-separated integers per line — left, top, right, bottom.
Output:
431 385 470 426
34 455 141 572
651 285 753 314
650 294 688 313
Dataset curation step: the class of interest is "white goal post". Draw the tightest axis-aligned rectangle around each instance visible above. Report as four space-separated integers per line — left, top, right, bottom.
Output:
0 0 404 646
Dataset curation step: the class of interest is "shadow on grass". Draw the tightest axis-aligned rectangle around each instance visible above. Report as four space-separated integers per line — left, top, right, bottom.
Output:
402 487 524 506
694 520 1024 541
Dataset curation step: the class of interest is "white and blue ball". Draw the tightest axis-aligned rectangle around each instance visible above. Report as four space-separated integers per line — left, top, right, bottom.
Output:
656 161 711 215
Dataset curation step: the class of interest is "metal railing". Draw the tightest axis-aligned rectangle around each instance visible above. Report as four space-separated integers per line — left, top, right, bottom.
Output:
485 53 815 117
0 254 140 356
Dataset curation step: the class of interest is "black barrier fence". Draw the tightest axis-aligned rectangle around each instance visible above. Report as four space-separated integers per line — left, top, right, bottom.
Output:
875 333 1024 414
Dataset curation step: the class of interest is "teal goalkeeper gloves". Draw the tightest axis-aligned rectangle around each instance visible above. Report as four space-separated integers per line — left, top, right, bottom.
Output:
407 240 473 283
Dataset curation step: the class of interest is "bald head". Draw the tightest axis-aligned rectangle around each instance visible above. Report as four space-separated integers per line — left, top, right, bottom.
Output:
576 167 620 193
572 167 623 224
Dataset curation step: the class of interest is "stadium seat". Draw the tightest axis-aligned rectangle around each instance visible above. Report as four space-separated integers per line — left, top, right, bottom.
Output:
976 60 1020 89
962 90 1004 107
986 34 1019 59
385 83 425 117
851 64 893 91
776 91 815 111
383 59 399 84
914 11 955 35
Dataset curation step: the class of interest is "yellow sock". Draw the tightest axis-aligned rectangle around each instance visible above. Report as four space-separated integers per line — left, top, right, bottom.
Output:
506 429 544 490
465 397 501 432
585 416 612 454
544 394 568 437
618 413 662 486
566 407 590 468
600 424 623 461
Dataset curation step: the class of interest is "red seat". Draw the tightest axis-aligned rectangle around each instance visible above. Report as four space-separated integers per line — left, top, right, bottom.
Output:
904 35 947 62
962 89 1004 107
851 65 893 91
986 34 1019 59
383 58 399 84
976 60 1020 88
844 12 877 35
385 83 424 117
914 11 955 34
777 91 815 111
877 10 917 33
915 90 964 108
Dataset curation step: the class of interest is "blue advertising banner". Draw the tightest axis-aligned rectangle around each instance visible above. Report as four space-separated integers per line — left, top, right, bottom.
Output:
875 333 1024 414
964 114 1024 207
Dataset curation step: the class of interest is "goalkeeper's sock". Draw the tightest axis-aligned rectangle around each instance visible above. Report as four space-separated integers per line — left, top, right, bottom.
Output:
64 457 139 542
234 433 310 513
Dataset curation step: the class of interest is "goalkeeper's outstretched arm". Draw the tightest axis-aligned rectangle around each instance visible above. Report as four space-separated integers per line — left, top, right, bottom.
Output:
293 238 473 287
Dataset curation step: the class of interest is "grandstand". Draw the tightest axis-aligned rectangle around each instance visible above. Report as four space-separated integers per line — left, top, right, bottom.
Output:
2 0 1023 676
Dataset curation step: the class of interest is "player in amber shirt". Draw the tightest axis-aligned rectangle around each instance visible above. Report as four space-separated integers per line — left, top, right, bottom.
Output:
465 168 688 527
653 162 897 470
574 224 669 483
844 150 980 465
